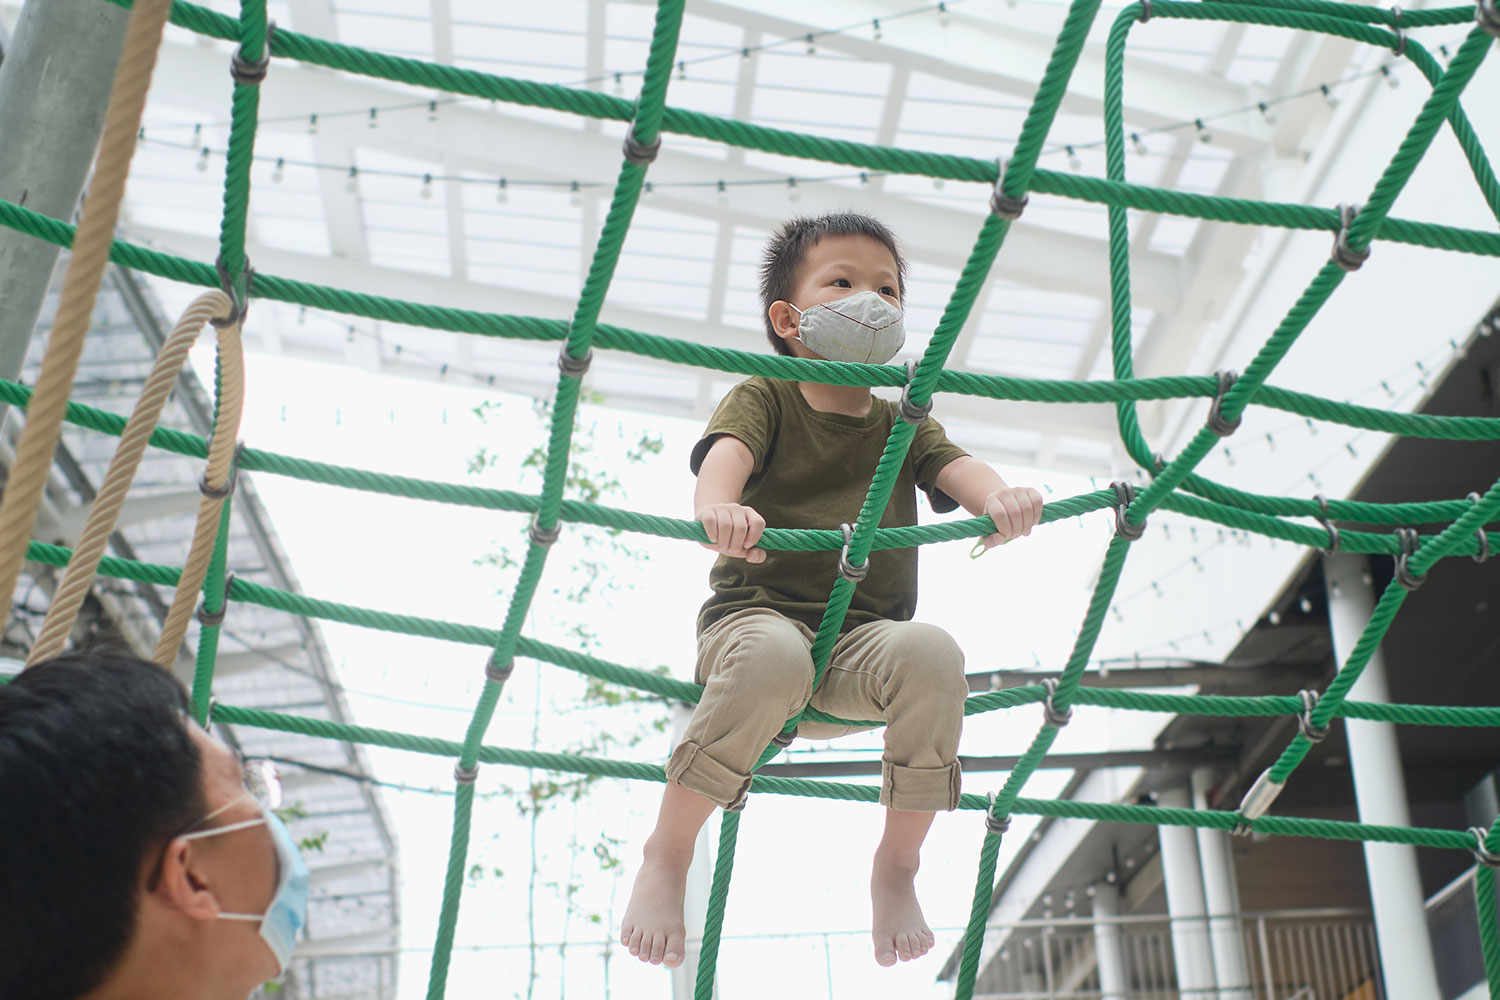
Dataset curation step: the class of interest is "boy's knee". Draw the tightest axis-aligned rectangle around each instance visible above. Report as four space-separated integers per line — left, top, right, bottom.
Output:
888 624 966 693
720 618 814 707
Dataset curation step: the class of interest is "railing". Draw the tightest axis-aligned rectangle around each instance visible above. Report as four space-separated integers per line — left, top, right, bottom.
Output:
970 909 1382 1000
1426 866 1495 1000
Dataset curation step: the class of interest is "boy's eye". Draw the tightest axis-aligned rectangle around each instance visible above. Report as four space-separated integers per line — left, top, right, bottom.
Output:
832 278 852 288
881 286 896 297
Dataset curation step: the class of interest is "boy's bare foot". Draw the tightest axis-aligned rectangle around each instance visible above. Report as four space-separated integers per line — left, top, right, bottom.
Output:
621 847 690 968
870 848 936 967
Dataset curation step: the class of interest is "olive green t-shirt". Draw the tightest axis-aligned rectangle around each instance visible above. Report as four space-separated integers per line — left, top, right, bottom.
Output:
690 376 969 635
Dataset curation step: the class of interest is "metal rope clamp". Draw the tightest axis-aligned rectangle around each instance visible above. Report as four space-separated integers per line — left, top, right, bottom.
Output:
1296 689 1329 744
837 523 869 583
211 257 254 330
454 763 480 785
529 515 562 547
621 121 662 166
1313 493 1341 556
230 21 275 85
200 440 245 500
899 359 933 424
485 652 514 684
557 345 593 378
1468 492 1490 564
1331 203 1371 272
1477 0 1500 39
1040 677 1073 728
1207 369 1242 437
1393 526 1426 590
1138 0 1153 22
771 727 797 748
990 157 1028 221
985 792 1012 836
1111 481 1147 541
196 572 237 627
1388 5 1408 57
1469 827 1500 867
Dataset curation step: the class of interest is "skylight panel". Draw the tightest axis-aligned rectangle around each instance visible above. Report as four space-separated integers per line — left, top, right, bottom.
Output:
334 6 435 60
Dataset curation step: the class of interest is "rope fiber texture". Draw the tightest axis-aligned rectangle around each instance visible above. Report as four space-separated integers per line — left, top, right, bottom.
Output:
9 0 1500 996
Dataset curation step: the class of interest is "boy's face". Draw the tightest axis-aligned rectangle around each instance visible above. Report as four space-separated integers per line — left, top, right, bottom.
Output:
770 234 901 358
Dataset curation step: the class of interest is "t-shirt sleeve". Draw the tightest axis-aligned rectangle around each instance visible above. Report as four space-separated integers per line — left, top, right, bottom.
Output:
910 414 970 514
689 380 777 476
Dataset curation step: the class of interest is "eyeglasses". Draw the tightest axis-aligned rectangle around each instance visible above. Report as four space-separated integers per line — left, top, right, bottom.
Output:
242 757 283 810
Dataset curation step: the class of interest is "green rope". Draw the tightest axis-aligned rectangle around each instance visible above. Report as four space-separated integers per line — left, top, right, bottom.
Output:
188 498 233 726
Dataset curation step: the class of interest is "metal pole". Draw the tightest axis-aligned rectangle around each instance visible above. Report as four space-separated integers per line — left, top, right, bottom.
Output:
1192 766 1254 999
1322 553 1441 1000
1256 917 1274 1000
0 0 130 391
668 703 717 1000
1158 783 1219 997
1091 884 1130 1000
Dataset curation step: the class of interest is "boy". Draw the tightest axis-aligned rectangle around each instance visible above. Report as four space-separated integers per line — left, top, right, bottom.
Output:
621 213 1044 970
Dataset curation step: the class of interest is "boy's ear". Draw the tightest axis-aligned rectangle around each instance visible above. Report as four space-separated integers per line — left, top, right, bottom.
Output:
768 300 799 342
155 838 225 923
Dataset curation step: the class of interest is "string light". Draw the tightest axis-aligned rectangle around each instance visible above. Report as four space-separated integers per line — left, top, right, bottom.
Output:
569 180 583 207
368 107 378 128
1194 118 1212 143
1321 83 1338 108
716 179 729 204
872 18 883 40
613 72 624 97
1130 132 1147 157
932 177 945 190
496 177 508 204
272 157 285 183
1066 145 1082 170
345 166 358 194
677 60 686 80
307 113 318 134
786 177 800 202
1381 65 1400 89
805 32 816 55
196 146 210 172
1258 101 1277 125
937 2 952 26
428 100 439 122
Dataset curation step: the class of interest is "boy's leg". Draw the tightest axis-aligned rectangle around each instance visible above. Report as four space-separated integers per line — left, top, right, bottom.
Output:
810 620 967 966
622 608 816 967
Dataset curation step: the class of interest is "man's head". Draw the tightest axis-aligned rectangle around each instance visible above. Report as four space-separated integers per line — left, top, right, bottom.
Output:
759 212 909 357
0 652 283 1000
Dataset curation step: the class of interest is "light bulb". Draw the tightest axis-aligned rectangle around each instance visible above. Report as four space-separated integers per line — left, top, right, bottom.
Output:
858 171 869 185
786 177 800 203
1321 84 1338 108
569 180 582 207
937 2 951 26
1382 65 1400 89
872 18 882 40
1066 145 1082 170
805 32 815 55
307 114 318 134
272 157 284 183
643 181 655 199
420 173 433 199
345 166 358 194
1130 132 1148 157
496 177 508 204
613 73 624 97
1194 118 1212 144
932 177 945 190
428 100 439 123
1257 101 1277 125
677 60 686 81
196 146 210 172
716 180 729 204
368 107 378 128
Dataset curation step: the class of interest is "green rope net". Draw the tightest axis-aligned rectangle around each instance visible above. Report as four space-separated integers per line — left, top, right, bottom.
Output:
4 0 1499 996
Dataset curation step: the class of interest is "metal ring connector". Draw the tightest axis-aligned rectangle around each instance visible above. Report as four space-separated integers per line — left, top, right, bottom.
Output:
771 727 797 748
485 653 514 684
454 763 480 785
1207 369 1242 437
1041 677 1073 728
199 440 245 500
1331 203 1371 272
1112 481 1146 541
1138 0 1153 21
211 257 254 329
1470 827 1500 867
1314 493 1341 556
837 523 869 582
990 158 1028 221
985 792 1012 836
1468 492 1490 564
1394 526 1426 590
1477 0 1500 38
1231 820 1253 837
622 122 662 165
230 23 275 85
557 346 593 378
899 359 933 424
1296 689 1329 744
195 572 237 627
529 516 562 547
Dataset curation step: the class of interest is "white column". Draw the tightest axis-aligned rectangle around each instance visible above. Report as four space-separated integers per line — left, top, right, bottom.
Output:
668 704 717 1000
1091 882 1129 1000
1191 766 1253 1000
1323 553 1441 1000
1158 784 1218 999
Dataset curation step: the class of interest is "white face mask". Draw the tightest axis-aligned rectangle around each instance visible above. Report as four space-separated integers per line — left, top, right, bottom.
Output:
790 289 906 365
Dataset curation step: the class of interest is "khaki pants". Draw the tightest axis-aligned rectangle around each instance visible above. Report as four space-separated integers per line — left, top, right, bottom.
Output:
666 607 967 812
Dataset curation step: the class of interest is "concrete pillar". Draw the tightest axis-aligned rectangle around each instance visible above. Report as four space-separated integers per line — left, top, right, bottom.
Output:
1090 882 1129 1000
1158 784 1218 998
1323 553 1442 1000
0 0 130 387
1191 766 1253 1000
668 703 717 1000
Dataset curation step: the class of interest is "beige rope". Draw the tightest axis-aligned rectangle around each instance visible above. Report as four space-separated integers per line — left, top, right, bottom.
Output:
26 292 233 665
0 0 175 646
152 322 246 667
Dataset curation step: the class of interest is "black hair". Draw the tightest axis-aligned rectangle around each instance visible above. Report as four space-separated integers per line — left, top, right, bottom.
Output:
758 212 909 355
0 652 205 1000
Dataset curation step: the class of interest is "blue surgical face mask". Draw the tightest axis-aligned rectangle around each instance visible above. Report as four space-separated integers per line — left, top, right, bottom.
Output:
182 794 310 974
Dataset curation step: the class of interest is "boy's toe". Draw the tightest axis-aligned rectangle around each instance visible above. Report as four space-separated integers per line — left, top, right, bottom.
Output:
647 932 668 965
664 929 686 968
875 946 897 967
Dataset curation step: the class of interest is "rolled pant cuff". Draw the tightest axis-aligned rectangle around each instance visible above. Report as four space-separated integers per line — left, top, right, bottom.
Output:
881 759 962 812
666 741 752 811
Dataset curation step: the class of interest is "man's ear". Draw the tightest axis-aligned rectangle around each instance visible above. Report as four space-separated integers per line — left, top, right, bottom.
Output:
154 838 223 922
768 300 799 342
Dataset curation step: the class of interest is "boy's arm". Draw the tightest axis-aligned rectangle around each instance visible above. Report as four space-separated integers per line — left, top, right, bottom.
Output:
934 455 1045 550
694 436 766 564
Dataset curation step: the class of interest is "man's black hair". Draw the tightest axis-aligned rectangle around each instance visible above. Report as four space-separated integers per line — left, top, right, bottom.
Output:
758 212 909 355
0 652 205 1000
